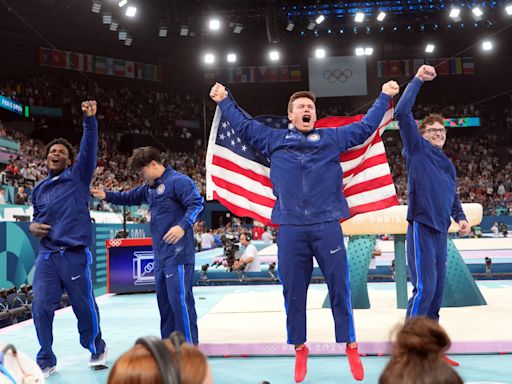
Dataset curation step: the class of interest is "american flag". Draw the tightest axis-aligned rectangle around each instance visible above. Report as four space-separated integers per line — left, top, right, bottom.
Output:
206 103 398 225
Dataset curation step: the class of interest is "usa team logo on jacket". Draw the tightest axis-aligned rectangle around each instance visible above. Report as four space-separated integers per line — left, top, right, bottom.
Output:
307 133 320 142
157 184 166 195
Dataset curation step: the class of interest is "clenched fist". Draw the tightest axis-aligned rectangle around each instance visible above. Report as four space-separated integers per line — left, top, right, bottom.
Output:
81 100 97 117
381 81 400 97
209 82 228 103
416 65 437 82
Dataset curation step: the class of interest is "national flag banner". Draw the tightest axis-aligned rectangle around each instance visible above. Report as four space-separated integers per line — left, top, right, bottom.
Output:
95 56 107 74
84 54 94 73
106 58 115 76
114 59 125 76
206 100 397 225
125 61 135 78
450 57 463 75
135 62 144 79
144 63 154 81
280 65 289 82
377 60 408 77
310 56 367 97
436 58 450 76
463 57 475 74
51 49 66 68
153 65 163 82
413 59 425 73
39 47 52 66
289 65 302 82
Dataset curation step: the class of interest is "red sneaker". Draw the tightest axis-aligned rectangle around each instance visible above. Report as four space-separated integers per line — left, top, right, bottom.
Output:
442 355 460 366
346 343 364 381
294 345 309 383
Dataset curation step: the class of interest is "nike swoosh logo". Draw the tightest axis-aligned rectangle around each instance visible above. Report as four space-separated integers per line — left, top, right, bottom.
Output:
330 247 341 254
165 273 174 279
71 275 81 281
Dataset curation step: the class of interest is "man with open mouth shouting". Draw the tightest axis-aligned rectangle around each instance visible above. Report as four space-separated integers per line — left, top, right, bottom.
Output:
210 80 399 382
29 100 107 377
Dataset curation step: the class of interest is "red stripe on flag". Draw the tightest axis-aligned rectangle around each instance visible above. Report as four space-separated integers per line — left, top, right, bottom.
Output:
212 192 272 225
343 174 395 197
340 134 383 162
315 114 363 128
212 155 272 188
343 153 389 179
211 176 275 208
347 195 399 217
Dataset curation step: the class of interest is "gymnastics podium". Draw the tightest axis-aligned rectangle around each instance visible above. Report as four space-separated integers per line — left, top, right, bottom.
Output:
323 203 486 309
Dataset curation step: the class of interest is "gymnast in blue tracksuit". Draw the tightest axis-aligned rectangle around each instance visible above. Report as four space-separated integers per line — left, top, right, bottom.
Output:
29 101 106 375
210 81 399 382
395 65 470 323
91 147 204 344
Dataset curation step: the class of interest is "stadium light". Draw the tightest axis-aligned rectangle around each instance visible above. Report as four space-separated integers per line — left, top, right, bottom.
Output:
124 36 133 46
314 48 326 58
102 13 112 24
180 25 190 36
159 25 168 37
364 47 373 55
227 53 237 63
269 50 280 61
482 40 493 51
450 7 461 22
209 18 220 31
377 12 386 22
91 0 101 13
315 15 325 24
505 4 512 15
126 6 137 17
109 20 119 31
355 12 365 23
355 47 364 56
472 6 483 20
204 53 215 64
118 0 127 7
425 44 435 53
286 21 295 31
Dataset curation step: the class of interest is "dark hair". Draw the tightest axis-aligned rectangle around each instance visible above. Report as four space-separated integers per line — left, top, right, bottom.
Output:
128 146 162 172
419 113 445 134
379 317 463 384
288 91 316 113
241 233 252 241
45 138 75 164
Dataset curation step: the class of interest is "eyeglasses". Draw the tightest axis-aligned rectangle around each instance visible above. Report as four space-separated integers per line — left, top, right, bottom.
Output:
424 127 446 135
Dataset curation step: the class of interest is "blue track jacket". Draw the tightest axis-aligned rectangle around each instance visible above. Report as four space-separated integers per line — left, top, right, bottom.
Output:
31 116 98 252
105 167 204 264
395 77 466 232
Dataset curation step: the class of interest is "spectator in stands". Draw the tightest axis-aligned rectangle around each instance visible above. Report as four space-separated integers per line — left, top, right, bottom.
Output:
5 159 21 185
200 229 215 250
490 221 499 237
108 332 213 384
0 189 6 205
14 186 28 205
261 227 274 245
233 233 261 272
379 317 463 384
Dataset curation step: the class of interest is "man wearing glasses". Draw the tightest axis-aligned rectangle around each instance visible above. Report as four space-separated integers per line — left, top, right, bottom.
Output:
395 65 470 366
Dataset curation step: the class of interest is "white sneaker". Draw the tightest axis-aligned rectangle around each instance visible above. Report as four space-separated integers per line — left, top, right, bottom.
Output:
89 347 108 368
42 366 56 378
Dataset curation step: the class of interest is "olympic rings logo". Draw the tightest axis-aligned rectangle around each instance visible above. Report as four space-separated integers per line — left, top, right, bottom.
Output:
322 68 353 83
109 239 123 247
